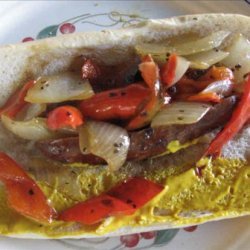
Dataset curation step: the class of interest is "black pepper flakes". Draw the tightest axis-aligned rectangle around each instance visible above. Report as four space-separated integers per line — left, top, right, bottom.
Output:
186 69 207 80
109 92 117 97
28 189 34 196
66 111 72 117
114 142 123 149
177 117 184 121
113 148 120 154
126 199 133 204
168 86 177 95
235 64 242 70
71 170 77 175
140 111 148 117
243 73 249 78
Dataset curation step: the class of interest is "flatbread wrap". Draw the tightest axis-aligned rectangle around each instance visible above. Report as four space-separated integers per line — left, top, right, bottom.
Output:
0 13 249 238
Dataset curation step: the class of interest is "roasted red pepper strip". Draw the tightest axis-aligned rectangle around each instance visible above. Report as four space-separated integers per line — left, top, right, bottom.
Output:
205 74 250 157
127 55 163 130
187 92 221 103
0 80 35 118
59 194 135 225
79 83 151 121
177 66 234 96
202 66 234 81
47 105 83 130
176 66 234 102
139 54 160 89
161 53 177 87
108 177 163 209
0 152 56 222
177 77 213 93
59 177 163 225
126 95 161 130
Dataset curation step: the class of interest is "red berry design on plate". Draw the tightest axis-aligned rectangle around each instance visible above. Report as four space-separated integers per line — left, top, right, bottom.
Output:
140 231 156 239
120 233 140 248
22 37 34 43
184 225 198 232
60 23 76 34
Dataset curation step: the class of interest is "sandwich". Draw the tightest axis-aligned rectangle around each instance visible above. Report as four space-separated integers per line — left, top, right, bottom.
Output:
0 13 249 238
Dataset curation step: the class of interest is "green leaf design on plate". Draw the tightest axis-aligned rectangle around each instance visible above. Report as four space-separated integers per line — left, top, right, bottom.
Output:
36 25 59 39
153 229 179 246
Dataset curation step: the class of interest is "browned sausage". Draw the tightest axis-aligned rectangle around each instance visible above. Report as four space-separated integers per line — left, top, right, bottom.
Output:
36 96 236 164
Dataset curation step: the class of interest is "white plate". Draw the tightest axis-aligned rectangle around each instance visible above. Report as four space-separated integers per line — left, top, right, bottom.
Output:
0 1 249 249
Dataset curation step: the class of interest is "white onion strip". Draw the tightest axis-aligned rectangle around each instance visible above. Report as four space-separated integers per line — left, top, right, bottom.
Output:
151 102 211 127
79 121 130 171
1 115 60 141
222 33 250 83
25 72 94 103
187 50 229 69
16 103 47 121
171 56 190 86
135 30 230 57
201 79 234 97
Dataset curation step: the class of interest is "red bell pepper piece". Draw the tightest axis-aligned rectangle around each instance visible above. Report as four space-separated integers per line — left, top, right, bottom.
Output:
161 53 177 87
108 177 163 209
177 66 234 97
177 66 234 102
177 76 212 93
127 55 163 130
59 177 163 225
202 66 234 81
187 92 221 103
126 95 161 130
79 83 151 121
0 80 35 118
205 74 250 157
139 54 160 89
0 152 56 222
47 105 83 130
59 194 135 225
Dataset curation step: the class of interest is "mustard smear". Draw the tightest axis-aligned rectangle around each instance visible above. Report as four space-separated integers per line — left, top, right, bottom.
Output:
167 139 199 154
152 139 199 159
0 158 249 237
